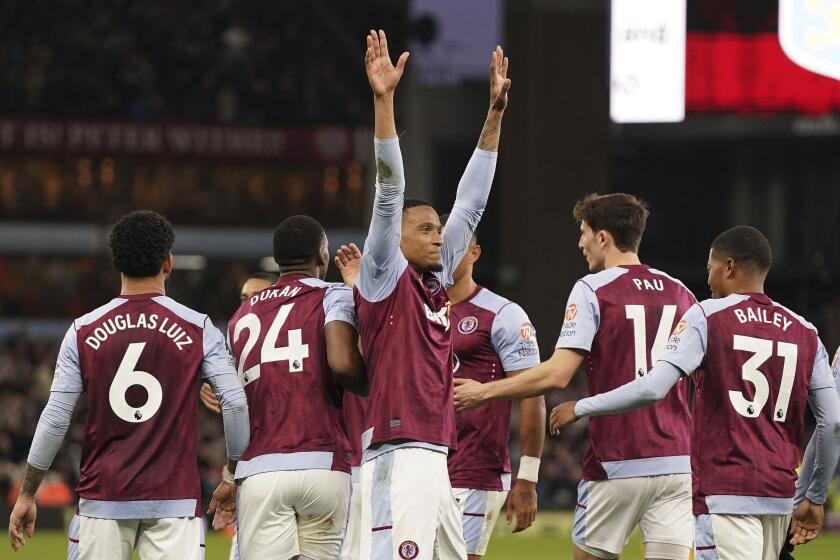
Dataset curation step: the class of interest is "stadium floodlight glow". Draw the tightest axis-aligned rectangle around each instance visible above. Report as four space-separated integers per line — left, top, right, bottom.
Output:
260 257 280 272
171 255 207 271
610 0 686 123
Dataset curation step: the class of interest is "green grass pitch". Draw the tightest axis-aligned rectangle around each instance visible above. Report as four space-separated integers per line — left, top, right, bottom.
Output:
8 512 839 559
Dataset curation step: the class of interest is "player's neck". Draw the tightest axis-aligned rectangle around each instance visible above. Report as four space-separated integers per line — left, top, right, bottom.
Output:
279 267 316 279
447 275 477 305
603 250 641 269
120 275 166 296
728 280 765 296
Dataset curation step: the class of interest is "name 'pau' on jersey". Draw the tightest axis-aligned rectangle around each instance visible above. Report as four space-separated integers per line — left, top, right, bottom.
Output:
51 294 231 518
228 275 357 478
556 265 697 481
447 287 541 491
659 292 835 515
355 267 456 451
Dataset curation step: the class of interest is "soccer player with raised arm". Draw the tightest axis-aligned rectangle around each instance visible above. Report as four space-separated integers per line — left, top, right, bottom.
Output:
455 194 697 560
8 210 250 559
227 216 367 560
356 29 510 559
550 226 840 560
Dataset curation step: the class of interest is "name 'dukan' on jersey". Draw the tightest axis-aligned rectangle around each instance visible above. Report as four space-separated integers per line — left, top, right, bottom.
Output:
84 313 194 351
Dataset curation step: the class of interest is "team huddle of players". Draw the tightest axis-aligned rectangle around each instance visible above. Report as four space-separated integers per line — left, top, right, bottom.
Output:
8 29 840 560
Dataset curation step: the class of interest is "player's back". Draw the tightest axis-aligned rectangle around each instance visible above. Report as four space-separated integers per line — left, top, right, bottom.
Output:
692 293 819 512
71 294 211 518
572 264 696 480
229 274 351 476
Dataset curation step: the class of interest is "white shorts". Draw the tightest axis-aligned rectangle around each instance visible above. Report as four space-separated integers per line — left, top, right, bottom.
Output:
236 469 351 560
67 513 204 560
360 447 466 560
695 513 791 560
340 476 362 560
573 474 693 560
452 488 508 556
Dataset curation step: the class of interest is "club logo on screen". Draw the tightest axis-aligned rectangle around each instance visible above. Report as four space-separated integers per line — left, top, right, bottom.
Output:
458 316 479 334
565 304 578 321
520 323 535 341
672 319 687 336
399 541 419 559
423 277 442 295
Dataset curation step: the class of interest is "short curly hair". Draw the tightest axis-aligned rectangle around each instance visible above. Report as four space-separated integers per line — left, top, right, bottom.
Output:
108 210 175 278
273 215 326 268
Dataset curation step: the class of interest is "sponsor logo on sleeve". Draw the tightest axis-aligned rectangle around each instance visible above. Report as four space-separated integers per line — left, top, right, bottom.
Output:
399 541 419 559
672 319 687 336
520 323 535 342
565 304 578 321
458 316 479 335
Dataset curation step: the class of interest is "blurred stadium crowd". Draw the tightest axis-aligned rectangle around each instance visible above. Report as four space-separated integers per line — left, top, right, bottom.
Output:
0 1 404 124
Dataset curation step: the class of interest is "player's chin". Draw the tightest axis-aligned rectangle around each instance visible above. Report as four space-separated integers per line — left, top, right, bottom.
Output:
428 260 444 273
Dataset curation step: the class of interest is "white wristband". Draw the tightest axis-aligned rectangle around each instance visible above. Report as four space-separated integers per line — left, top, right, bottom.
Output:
517 456 540 483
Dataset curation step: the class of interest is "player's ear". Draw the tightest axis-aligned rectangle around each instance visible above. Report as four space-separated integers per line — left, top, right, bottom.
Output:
724 257 736 279
471 244 482 262
162 253 173 276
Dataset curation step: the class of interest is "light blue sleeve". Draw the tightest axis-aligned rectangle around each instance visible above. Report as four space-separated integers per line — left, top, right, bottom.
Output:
323 284 357 328
50 325 85 393
555 281 600 352
438 149 497 288
573 361 684 417
802 386 840 504
356 138 409 303
658 303 708 376
201 321 250 460
27 391 81 470
795 344 840 505
809 340 836 391
491 303 541 373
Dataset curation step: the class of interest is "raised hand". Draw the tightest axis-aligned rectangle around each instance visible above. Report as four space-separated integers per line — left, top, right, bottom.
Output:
549 401 579 435
489 45 511 112
365 29 410 97
789 499 824 545
335 243 362 287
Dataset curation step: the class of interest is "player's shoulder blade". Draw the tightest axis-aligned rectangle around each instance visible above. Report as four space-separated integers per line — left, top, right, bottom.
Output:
697 293 751 317
578 266 629 293
74 297 131 329
150 295 207 327
769 299 818 333
468 286 511 315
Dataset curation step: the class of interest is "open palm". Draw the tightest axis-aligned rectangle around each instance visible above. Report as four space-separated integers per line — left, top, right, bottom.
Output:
489 45 511 112
365 29 409 97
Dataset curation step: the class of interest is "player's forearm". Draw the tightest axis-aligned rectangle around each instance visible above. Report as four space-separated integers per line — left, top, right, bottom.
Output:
804 387 840 504
18 462 48 498
477 108 504 152
374 93 397 139
574 361 683 418
27 391 80 470
795 435 816 506
213 375 250 460
485 361 563 401
518 396 546 458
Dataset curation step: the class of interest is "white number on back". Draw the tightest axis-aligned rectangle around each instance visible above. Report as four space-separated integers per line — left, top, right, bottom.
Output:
730 335 798 422
109 342 163 423
233 303 310 385
625 305 678 377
